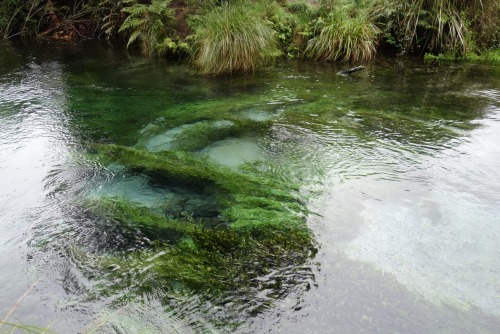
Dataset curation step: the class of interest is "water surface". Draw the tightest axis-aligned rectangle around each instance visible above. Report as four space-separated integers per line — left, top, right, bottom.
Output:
0 41 499 333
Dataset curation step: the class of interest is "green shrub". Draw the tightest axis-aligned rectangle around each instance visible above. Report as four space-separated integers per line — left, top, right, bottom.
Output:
188 1 280 74
118 0 176 57
0 0 43 40
265 1 316 58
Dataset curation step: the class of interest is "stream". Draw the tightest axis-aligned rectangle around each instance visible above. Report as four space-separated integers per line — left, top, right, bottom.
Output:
0 41 499 333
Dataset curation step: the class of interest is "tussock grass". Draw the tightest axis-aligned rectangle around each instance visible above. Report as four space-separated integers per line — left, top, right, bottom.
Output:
188 2 279 74
306 5 379 62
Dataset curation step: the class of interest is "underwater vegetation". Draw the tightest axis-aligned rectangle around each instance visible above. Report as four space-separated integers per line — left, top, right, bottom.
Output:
78 143 316 310
50 56 496 329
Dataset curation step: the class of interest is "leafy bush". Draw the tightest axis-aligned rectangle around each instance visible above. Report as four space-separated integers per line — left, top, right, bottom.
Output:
188 1 279 74
119 0 176 57
265 1 316 58
0 0 43 40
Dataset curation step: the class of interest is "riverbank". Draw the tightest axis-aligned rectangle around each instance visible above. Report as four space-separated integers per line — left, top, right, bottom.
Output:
1 1 499 74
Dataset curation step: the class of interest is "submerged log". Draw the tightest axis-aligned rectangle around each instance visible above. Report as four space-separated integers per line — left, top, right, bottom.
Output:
337 66 365 75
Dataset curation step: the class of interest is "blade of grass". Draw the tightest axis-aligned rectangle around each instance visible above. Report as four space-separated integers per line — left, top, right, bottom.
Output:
0 279 41 330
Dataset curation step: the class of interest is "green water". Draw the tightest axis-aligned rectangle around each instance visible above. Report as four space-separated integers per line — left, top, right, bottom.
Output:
1 41 499 333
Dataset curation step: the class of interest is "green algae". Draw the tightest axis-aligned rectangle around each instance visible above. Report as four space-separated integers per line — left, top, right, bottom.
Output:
82 197 197 242
82 143 315 304
137 117 273 153
60 56 499 329
92 144 301 205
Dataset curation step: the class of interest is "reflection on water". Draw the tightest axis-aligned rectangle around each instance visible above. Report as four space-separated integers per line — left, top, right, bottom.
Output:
0 41 499 333
341 107 500 314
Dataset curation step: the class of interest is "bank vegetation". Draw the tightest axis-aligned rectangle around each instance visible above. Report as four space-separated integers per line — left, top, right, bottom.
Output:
1 0 499 73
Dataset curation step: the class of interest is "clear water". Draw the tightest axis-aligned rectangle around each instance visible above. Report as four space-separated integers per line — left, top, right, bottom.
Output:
0 41 499 333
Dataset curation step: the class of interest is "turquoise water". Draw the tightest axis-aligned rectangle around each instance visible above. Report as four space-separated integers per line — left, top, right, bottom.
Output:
0 41 499 333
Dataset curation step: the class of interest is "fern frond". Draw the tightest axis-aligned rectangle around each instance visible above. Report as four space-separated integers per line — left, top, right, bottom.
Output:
127 30 142 47
119 17 143 32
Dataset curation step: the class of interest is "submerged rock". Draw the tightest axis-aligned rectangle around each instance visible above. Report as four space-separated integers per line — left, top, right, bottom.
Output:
200 137 266 169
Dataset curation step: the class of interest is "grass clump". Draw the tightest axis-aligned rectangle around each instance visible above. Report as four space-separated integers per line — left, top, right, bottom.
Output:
188 1 280 74
306 1 380 62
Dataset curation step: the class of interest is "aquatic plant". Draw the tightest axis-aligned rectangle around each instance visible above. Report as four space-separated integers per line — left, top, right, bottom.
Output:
92 144 302 206
306 1 380 62
137 118 272 153
188 1 280 74
82 143 315 305
424 49 500 64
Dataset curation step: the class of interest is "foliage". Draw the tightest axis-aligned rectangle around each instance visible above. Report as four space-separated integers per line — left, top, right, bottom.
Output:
424 48 500 64
374 0 500 55
97 0 133 39
306 1 380 62
0 0 136 41
2 0 499 65
0 0 44 40
118 0 177 57
266 1 316 58
188 1 280 74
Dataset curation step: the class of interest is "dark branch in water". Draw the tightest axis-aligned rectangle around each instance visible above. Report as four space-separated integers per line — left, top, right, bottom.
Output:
337 66 365 75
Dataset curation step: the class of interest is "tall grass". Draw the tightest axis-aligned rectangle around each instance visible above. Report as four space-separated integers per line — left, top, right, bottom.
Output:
398 0 470 54
188 2 279 74
306 2 380 62
376 0 500 55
